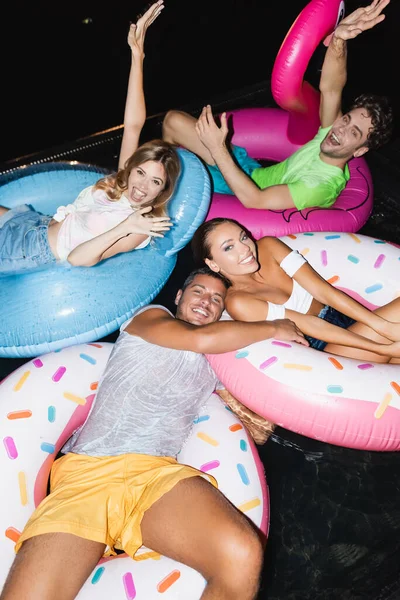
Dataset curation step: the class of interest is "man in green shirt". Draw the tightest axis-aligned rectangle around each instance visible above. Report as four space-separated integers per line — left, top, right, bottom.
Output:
163 0 393 211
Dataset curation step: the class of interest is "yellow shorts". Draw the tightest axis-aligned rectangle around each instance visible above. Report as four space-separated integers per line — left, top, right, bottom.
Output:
16 452 217 558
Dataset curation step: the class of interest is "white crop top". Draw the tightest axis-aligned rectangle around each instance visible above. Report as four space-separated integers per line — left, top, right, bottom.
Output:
53 185 150 261
221 250 313 321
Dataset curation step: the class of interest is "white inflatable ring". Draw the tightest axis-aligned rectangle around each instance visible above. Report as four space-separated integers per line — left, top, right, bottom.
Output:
207 232 400 451
1 342 268 598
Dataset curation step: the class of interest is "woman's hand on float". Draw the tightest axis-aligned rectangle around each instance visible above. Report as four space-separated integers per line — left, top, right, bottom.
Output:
195 105 229 156
333 0 389 41
122 206 172 238
128 0 164 58
272 319 309 347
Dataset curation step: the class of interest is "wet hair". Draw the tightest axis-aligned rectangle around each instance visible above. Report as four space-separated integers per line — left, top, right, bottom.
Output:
180 266 232 292
94 139 181 217
349 94 393 150
191 218 253 265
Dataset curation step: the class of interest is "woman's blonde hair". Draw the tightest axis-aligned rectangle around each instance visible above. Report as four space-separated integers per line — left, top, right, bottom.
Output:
94 139 181 217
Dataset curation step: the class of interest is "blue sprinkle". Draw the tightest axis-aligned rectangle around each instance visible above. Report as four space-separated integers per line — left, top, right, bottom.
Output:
48 406 56 423
194 415 210 424
237 463 250 485
79 353 96 365
225 405 233 413
325 235 341 240
240 439 248 452
327 385 343 394
365 283 383 294
347 255 360 264
54 349 62 353
373 240 386 244
91 567 105 584
303 233 314 236
41 442 55 454
235 350 249 359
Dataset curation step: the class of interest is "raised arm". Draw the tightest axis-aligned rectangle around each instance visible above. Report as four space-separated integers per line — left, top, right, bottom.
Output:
126 307 308 354
195 106 295 210
118 0 164 170
319 0 390 128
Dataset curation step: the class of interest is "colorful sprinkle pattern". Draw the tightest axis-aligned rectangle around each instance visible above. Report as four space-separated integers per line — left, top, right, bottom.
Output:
0 343 267 598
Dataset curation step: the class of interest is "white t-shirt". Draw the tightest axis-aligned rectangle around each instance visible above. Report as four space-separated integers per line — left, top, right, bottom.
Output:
53 185 150 261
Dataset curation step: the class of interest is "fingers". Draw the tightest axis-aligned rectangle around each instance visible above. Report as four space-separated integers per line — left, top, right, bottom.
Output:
138 206 153 214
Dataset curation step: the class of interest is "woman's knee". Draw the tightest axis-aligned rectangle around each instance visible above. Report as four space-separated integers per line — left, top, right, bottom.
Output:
162 110 192 140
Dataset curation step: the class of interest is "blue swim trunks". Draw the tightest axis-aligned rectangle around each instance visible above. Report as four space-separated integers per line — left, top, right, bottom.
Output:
206 145 261 195
305 305 356 352
0 205 56 275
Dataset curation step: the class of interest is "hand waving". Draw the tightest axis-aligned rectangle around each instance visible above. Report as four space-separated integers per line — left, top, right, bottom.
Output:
123 206 172 238
128 0 164 57
334 0 390 41
195 105 229 156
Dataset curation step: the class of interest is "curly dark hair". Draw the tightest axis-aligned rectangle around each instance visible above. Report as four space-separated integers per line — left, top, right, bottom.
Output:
349 94 393 150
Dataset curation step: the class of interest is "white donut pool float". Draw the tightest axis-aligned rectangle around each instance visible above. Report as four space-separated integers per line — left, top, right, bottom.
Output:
207 232 400 451
1 342 268 598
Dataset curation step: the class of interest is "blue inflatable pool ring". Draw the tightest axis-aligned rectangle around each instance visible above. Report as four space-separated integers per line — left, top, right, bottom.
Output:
0 151 211 358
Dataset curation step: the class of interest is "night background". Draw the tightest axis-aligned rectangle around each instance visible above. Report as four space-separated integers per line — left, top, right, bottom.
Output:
2 0 400 165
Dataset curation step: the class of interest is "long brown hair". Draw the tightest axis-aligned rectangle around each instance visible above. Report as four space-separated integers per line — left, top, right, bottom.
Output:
94 139 181 217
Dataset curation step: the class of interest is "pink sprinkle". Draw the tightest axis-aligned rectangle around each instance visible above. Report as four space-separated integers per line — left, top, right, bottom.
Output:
374 254 386 269
200 460 220 472
52 366 66 382
33 359 43 368
272 341 292 348
122 572 136 600
259 356 278 370
3 436 18 459
358 363 374 370
321 250 328 267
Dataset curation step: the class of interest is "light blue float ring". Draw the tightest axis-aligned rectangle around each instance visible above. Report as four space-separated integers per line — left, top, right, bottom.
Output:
0 150 211 358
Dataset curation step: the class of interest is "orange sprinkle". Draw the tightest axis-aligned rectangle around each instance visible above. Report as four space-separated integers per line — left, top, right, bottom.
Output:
390 381 400 395
90 381 98 390
5 527 21 543
13 371 30 392
328 357 343 370
374 393 392 419
88 343 102 348
7 410 32 420
157 570 181 593
287 234 297 240
327 275 340 285
349 233 361 243
229 423 243 432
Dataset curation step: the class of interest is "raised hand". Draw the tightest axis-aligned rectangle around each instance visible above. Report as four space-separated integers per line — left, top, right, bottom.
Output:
122 206 173 238
128 0 164 57
333 0 390 41
273 318 310 347
195 105 229 156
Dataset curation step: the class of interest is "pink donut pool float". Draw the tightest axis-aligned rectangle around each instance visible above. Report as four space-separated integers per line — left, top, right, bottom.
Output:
0 343 268 598
206 0 373 237
206 232 400 452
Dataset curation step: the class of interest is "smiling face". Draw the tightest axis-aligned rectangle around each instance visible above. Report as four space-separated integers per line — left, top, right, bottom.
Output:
203 222 258 278
127 160 166 206
175 274 226 326
320 108 373 161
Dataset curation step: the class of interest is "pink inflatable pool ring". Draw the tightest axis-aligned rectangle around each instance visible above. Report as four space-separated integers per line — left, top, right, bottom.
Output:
0 343 268 599
206 0 373 238
206 232 400 452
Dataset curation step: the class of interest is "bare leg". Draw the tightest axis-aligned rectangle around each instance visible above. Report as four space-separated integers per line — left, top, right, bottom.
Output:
324 297 400 363
0 533 105 600
163 110 217 165
141 476 264 599
0 206 10 217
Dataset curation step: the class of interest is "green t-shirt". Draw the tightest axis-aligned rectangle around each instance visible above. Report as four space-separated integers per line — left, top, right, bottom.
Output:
251 126 350 210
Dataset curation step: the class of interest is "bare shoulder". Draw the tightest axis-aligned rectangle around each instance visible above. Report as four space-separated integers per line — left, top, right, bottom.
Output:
125 307 172 334
226 290 264 321
257 235 292 263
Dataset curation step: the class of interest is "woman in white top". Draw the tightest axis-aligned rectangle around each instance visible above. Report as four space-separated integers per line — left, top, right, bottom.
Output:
191 217 400 363
0 1 180 273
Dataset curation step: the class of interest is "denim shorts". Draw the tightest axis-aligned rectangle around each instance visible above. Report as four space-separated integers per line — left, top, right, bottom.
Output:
305 305 356 352
206 144 261 195
0 204 56 275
